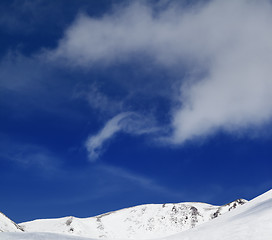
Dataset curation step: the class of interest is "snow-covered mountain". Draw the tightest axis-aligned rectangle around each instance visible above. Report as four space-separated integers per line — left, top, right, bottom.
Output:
162 189 272 240
1 189 272 240
19 199 246 239
0 212 23 233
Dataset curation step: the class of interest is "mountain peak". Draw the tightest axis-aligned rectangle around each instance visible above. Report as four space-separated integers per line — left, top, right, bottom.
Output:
17 200 246 239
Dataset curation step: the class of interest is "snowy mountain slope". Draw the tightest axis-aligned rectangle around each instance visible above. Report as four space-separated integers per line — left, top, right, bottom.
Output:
1 190 271 240
0 232 91 240
0 212 23 233
19 199 246 239
162 189 272 240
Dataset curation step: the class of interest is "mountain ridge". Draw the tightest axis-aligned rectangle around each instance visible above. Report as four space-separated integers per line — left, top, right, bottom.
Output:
0 212 24 233
1 190 271 240
162 189 272 240
1 198 247 239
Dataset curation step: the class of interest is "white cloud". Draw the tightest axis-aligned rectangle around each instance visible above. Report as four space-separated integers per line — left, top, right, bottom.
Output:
73 84 123 116
85 112 158 161
52 0 272 145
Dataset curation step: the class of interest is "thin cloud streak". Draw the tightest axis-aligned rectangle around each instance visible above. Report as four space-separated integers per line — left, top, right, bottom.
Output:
0 141 61 174
51 0 272 146
85 112 159 161
98 164 184 199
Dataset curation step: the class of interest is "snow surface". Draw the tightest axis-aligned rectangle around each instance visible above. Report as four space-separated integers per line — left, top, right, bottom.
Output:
161 189 272 240
0 232 90 240
19 200 246 239
0 212 23 233
0 189 271 240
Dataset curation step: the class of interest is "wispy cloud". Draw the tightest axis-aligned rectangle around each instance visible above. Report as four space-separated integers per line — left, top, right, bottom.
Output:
0 141 61 173
73 84 124 116
51 0 272 146
97 163 184 199
0 52 42 92
85 112 158 161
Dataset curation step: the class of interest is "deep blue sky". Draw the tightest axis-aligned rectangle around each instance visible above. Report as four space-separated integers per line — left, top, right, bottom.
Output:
1 0 272 223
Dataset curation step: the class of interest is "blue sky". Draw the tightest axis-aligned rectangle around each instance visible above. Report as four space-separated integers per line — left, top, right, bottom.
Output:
1 0 272 223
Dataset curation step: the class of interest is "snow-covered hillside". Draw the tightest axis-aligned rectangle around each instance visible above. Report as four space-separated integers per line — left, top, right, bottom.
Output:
0 212 23 233
1 189 271 240
162 189 272 240
19 199 246 239
0 232 90 240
